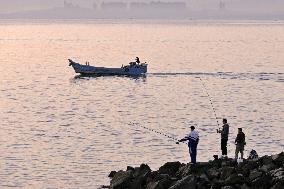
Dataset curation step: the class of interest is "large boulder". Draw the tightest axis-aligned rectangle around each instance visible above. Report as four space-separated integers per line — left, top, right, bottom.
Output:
220 167 235 180
110 170 133 189
158 162 182 176
169 175 197 189
128 164 152 189
145 181 164 189
269 167 284 184
237 160 259 178
145 178 173 189
223 173 245 186
250 174 272 189
270 180 284 189
260 155 273 166
206 167 220 180
272 152 284 166
259 163 277 173
249 171 263 182
176 164 192 178
221 186 234 189
196 174 211 189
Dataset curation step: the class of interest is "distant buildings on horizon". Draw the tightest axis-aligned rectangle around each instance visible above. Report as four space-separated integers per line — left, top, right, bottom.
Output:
64 0 190 11
1 0 283 20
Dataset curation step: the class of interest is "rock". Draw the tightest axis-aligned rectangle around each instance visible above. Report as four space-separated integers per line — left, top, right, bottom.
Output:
220 167 235 180
196 174 211 189
158 162 182 176
269 168 284 184
249 171 262 181
250 174 272 189
260 155 273 165
145 177 173 189
130 165 152 189
127 166 135 171
169 175 197 189
237 160 259 178
223 173 244 185
110 170 133 189
146 181 164 189
109 171 117 178
199 173 210 182
271 180 284 189
133 164 152 178
209 183 222 189
206 167 220 180
98 185 110 189
221 186 234 189
259 163 277 173
272 152 284 166
240 184 250 189
176 164 192 178
221 159 236 168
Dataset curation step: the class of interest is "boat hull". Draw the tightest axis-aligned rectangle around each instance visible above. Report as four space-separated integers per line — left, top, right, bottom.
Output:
69 59 147 76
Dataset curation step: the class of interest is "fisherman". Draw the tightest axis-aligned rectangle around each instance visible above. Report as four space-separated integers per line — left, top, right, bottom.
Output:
217 118 229 158
135 57 140 64
178 126 199 164
235 128 246 159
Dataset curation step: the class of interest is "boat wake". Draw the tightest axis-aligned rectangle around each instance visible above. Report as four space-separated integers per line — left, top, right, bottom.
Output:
148 72 284 82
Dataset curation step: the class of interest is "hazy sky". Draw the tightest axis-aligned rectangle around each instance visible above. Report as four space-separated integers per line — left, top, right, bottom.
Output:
0 0 283 14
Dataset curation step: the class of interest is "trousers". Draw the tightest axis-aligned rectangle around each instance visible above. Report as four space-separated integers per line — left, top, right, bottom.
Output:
188 142 198 164
221 138 228 155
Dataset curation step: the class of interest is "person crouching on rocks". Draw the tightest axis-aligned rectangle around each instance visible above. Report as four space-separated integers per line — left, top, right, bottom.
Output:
178 126 199 164
235 128 246 159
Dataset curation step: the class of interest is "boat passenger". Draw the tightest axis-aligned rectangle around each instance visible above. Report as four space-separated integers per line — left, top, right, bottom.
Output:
135 57 140 64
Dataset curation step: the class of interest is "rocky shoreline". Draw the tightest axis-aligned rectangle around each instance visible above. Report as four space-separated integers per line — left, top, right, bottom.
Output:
100 152 284 189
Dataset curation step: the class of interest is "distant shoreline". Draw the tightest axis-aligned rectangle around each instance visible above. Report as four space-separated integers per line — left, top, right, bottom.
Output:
0 18 284 25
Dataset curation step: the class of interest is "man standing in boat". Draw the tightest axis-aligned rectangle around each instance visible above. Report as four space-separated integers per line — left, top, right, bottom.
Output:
135 57 140 64
177 126 199 164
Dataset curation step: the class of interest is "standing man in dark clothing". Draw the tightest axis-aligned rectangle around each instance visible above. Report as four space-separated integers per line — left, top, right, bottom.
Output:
178 126 199 164
217 118 229 158
235 128 246 159
135 57 140 64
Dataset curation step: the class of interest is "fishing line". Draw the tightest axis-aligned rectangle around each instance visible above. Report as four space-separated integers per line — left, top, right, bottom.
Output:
197 77 220 128
129 122 187 145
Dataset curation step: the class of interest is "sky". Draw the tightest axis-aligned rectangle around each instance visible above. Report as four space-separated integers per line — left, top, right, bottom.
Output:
0 0 283 17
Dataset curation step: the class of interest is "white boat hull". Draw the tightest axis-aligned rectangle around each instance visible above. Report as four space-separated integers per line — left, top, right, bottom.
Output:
68 59 147 75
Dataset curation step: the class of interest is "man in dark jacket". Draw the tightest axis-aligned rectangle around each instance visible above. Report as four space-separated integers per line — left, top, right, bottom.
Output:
217 118 229 158
235 128 246 159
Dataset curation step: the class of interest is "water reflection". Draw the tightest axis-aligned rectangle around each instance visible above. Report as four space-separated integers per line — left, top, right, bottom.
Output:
72 74 147 81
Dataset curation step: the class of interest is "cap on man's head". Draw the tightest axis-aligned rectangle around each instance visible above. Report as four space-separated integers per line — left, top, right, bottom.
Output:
223 118 227 123
238 128 242 131
190 126 195 130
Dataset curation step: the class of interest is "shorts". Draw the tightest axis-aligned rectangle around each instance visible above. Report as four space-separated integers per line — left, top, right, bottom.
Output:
236 144 244 153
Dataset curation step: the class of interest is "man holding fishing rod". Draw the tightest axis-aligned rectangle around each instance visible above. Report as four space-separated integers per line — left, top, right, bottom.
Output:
217 118 230 158
177 126 199 164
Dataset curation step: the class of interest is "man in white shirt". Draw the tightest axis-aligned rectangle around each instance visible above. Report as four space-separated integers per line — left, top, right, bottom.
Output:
178 126 199 164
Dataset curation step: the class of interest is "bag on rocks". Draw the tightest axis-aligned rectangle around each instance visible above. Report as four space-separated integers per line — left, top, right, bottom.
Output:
248 149 258 159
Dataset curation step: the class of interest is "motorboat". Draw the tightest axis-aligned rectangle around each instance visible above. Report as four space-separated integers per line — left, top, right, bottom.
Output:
68 59 147 76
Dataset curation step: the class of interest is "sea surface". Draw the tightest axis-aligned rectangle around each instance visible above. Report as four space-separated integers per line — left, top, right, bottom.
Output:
0 20 283 188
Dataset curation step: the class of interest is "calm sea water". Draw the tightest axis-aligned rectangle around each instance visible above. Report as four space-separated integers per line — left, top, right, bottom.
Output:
0 20 283 188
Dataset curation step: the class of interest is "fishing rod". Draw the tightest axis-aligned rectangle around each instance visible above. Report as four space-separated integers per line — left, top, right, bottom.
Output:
197 77 220 128
129 122 187 145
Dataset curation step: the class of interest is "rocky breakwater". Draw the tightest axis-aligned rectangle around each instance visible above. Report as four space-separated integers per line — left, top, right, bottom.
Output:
102 152 284 189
